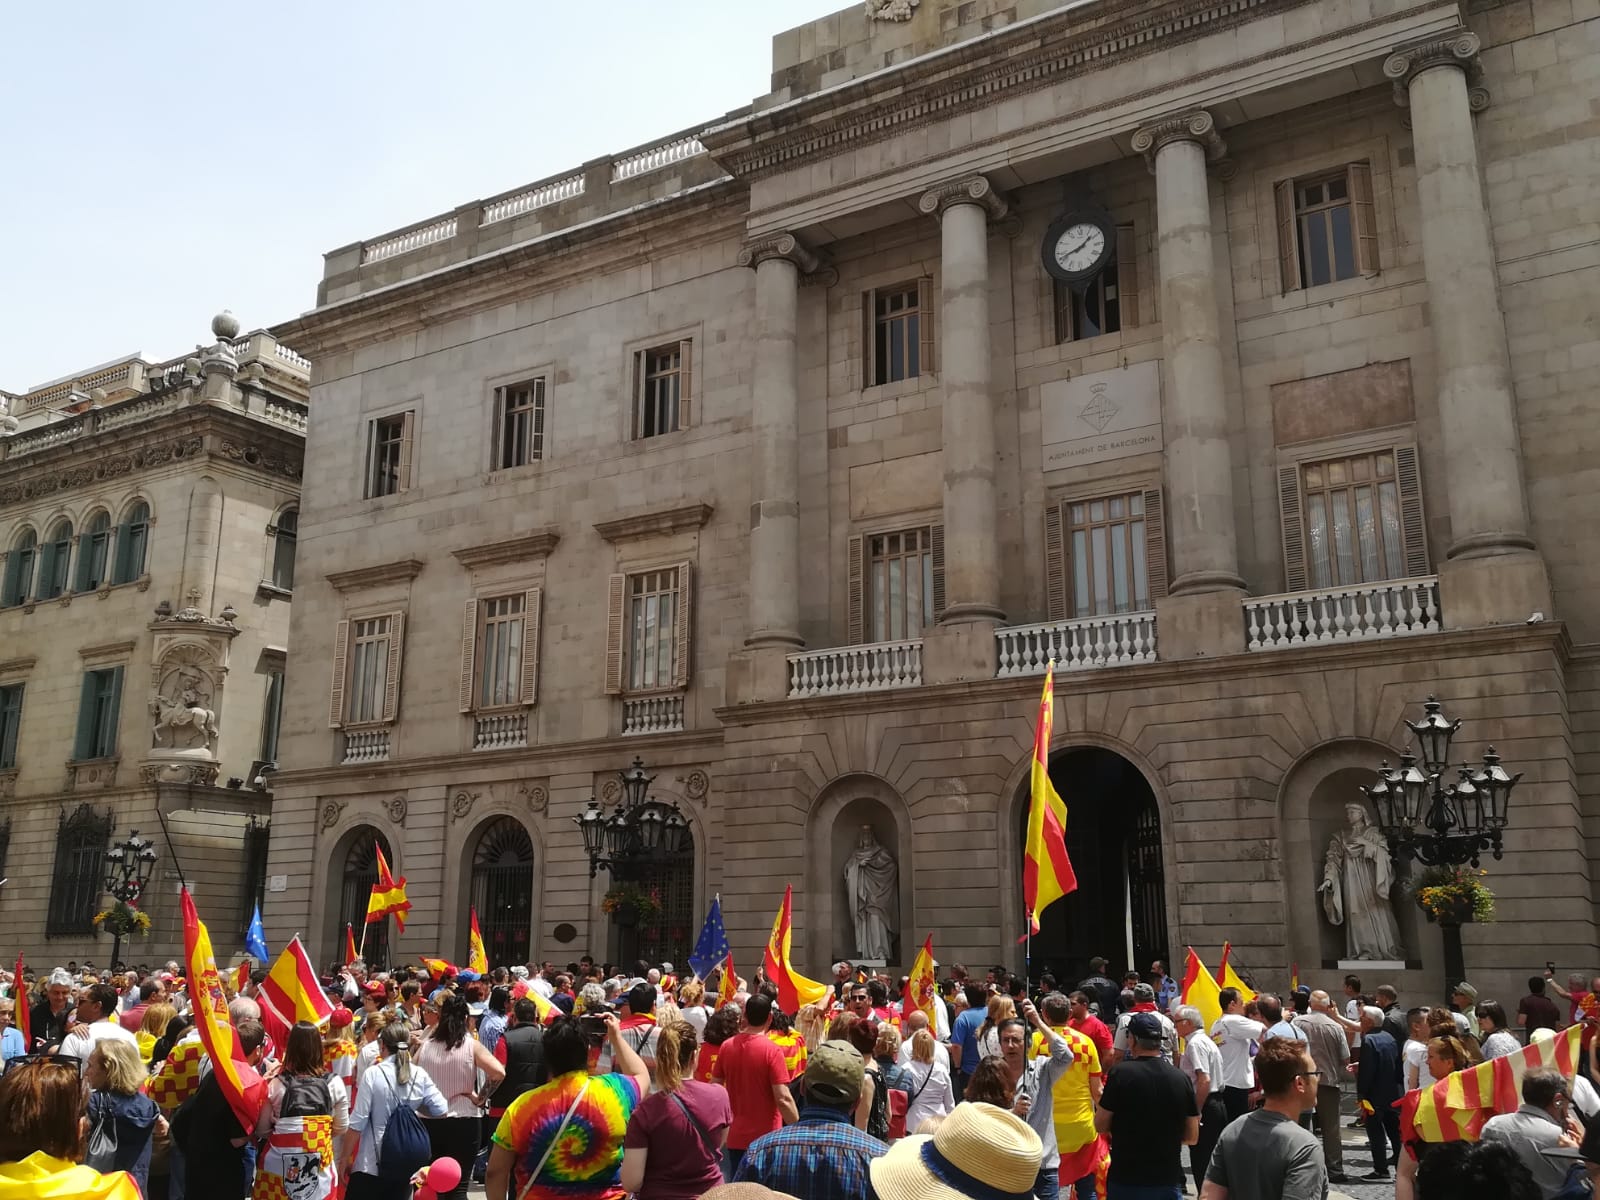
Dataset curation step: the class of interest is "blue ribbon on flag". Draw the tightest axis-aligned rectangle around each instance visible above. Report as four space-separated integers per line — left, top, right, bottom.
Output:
687 895 730 981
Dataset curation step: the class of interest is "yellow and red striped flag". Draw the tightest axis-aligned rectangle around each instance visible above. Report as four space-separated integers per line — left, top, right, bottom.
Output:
717 952 738 1008
763 885 830 1012
13 951 29 1049
903 935 937 1029
1179 947 1224 1032
181 888 265 1133
259 935 336 1051
366 843 411 933
468 908 488 975
1022 664 1075 935
344 923 358 968
1404 1023 1582 1142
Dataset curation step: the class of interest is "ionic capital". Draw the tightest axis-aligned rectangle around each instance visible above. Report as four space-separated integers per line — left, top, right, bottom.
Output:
736 232 823 275
1130 109 1228 175
917 174 1010 221
1385 30 1489 111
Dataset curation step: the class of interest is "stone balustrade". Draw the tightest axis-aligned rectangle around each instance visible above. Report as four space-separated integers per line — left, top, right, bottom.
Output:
342 728 391 765
622 694 686 735
611 135 705 182
996 613 1158 678
481 174 586 225
96 393 181 432
361 216 459 264
1244 577 1442 651
473 712 528 751
787 640 924 698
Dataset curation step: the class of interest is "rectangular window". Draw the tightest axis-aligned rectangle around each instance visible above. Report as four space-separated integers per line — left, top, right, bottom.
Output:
74 667 123 761
1301 450 1409 589
1055 269 1120 343
477 595 526 709
346 616 392 724
867 527 936 642
493 379 546 469
1066 494 1150 616
872 284 922 386
634 345 688 440
0 683 22 770
627 568 680 691
1276 163 1377 293
259 669 284 763
365 412 414 498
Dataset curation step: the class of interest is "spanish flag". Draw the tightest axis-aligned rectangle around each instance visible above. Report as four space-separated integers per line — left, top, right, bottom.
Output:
259 935 336 1050
419 956 459 980
365 843 411 933
233 960 250 996
1404 1023 1582 1142
344 923 359 968
1217 943 1256 1002
903 935 937 1029
1179 947 1224 1032
181 888 265 1134
763 885 830 1012
468 908 488 975
12 952 28 1049
1022 664 1075 935
717 952 738 1008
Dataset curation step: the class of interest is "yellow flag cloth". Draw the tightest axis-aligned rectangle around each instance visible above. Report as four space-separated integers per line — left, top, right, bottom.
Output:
0 1152 142 1200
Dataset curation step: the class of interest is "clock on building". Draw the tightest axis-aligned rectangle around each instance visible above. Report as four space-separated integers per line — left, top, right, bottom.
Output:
1042 209 1117 287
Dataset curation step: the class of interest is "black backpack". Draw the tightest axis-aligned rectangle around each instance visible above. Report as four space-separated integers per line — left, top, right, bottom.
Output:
281 1074 332 1119
377 1073 433 1183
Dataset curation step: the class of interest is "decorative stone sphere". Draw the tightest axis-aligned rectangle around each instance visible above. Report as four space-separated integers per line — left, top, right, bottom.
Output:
211 309 241 340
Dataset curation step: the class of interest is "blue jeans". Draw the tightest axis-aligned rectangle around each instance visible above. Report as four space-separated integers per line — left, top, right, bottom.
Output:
724 1147 747 1182
167 1141 186 1200
1106 1185 1183 1200
1033 1168 1059 1200
1067 1172 1097 1200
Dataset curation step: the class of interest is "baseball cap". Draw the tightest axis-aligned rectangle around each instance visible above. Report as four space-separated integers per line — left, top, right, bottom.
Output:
1133 983 1156 1003
1453 981 1479 1000
1129 1012 1164 1045
330 1007 354 1029
805 1039 866 1104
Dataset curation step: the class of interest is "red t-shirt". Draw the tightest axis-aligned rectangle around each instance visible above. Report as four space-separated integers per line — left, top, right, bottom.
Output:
1070 1014 1114 1074
694 1042 720 1084
623 1080 733 1200
716 1029 788 1149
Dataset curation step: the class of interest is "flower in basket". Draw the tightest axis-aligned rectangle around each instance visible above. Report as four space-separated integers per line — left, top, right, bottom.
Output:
92 899 153 938
1413 866 1496 924
600 884 662 921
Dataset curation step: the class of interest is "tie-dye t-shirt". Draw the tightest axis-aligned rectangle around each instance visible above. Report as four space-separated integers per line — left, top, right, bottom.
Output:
493 1070 643 1200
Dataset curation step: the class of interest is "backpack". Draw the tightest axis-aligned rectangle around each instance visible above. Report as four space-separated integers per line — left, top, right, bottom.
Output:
85 1094 119 1172
280 1074 332 1119
866 1065 906 1141
377 1071 433 1183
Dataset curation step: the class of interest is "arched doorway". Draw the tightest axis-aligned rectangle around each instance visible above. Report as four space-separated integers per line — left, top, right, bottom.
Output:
609 827 695 970
340 828 392 970
471 818 535 969
1017 748 1167 985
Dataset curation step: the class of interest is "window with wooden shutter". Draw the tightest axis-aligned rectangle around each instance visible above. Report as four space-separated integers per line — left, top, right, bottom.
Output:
846 535 866 645
458 600 478 714
916 277 935 378
603 573 626 695
397 412 415 490
1044 505 1068 622
1279 164 1377 292
678 340 693 430
520 586 542 705
1061 493 1157 617
1142 487 1169 602
1394 443 1429 578
861 526 938 642
1297 449 1421 588
1274 179 1302 295
328 618 350 727
471 595 526 710
1278 464 1308 593
1347 162 1379 276
1116 225 1140 329
382 612 405 722
671 563 692 689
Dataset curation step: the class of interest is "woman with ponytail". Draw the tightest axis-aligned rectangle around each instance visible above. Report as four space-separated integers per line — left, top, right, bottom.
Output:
620 1017 731 1200
347 1021 448 1200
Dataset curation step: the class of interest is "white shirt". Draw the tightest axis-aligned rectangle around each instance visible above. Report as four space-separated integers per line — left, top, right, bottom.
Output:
898 1038 951 1074
680 1005 710 1039
1181 1029 1224 1096
355 1039 382 1088
1345 998 1363 1048
1403 1039 1435 1091
1114 1010 1178 1063
902 1058 956 1133
349 1060 448 1176
1210 1014 1266 1089
60 1018 138 1066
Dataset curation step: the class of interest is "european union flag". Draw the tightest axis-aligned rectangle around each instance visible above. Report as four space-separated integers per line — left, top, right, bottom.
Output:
245 903 269 962
687 895 730 981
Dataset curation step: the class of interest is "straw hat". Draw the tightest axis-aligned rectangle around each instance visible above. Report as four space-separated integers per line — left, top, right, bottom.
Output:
870 1103 1042 1200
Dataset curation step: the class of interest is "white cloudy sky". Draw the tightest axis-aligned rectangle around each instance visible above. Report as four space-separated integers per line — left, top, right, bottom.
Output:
0 0 845 389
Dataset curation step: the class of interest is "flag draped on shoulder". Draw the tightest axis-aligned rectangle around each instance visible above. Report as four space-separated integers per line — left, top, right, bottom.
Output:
365 843 411 932
763 885 830 1012
1404 1023 1582 1142
259 935 336 1050
903 935 937 1028
1022 664 1075 935
1179 947 1224 1031
12 952 28 1048
468 908 488 975
688 895 731 981
181 888 265 1133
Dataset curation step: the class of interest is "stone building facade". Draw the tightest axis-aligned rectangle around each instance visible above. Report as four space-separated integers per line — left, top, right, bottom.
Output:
0 316 308 963
268 0 1600 1002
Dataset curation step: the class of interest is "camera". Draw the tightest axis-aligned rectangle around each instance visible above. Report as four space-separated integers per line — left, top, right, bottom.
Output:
578 1014 609 1047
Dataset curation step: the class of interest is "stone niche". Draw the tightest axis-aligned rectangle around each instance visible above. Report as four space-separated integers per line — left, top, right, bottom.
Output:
1307 766 1422 969
143 614 239 787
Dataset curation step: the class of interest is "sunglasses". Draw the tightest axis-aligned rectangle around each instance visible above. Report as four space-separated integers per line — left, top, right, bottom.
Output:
3 1052 82 1074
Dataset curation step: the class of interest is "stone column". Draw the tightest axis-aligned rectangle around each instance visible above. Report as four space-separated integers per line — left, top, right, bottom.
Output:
1131 111 1244 599
736 234 821 650
1385 31 1549 625
918 176 1009 626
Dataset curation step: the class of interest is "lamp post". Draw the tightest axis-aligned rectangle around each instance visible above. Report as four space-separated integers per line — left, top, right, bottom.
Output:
1365 697 1521 997
102 830 159 971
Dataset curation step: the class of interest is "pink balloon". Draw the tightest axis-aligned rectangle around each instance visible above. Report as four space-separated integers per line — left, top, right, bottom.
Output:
425 1157 462 1191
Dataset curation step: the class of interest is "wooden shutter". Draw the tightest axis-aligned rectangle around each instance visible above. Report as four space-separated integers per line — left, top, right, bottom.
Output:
631 351 644 440
1142 487 1170 602
328 619 350 728
846 535 866 645
458 599 478 714
73 673 97 760
1044 502 1068 622
1394 442 1429 577
104 666 123 757
488 389 503 470
678 340 693 430
381 612 405 723
36 542 55 601
917 277 936 377
1116 225 1140 329
1348 162 1379 276
672 562 693 689
1277 463 1308 593
603 574 626 694
397 412 415 491
520 586 542 706
862 291 876 388
1274 180 1302 294
930 523 947 621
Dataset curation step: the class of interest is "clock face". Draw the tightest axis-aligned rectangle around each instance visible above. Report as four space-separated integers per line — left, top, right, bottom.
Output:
1054 222 1107 275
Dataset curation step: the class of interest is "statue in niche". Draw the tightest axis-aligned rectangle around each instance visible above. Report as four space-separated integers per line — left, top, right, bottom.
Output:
1318 801 1405 961
151 661 220 753
843 824 898 961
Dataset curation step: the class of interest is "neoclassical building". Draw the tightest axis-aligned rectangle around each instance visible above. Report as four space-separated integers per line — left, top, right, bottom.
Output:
267 0 1599 1002
0 316 308 962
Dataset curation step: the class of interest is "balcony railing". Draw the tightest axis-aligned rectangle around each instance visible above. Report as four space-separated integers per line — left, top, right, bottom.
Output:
996 612 1158 677
473 712 528 751
342 728 391 765
623 694 685 735
787 639 924 699
1244 576 1441 651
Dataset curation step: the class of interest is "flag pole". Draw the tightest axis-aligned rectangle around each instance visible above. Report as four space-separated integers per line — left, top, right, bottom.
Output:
154 806 188 892
357 918 370 963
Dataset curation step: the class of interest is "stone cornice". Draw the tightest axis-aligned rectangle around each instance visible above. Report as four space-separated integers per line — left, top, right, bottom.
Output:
326 559 425 593
450 531 562 570
0 657 37 675
79 639 137 662
1384 28 1488 111
593 502 713 544
1130 110 1228 174
736 232 822 274
917 175 1009 221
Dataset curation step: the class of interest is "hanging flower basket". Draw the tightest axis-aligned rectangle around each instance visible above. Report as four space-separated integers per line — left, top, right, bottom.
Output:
92 900 152 939
1414 866 1496 925
602 884 661 925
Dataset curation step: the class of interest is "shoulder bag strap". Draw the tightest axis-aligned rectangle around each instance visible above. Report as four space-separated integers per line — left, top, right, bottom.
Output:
908 1062 934 1103
517 1079 590 1200
668 1090 718 1161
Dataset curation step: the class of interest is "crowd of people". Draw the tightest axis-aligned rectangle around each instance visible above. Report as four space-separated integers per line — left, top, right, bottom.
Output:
0 952 1598 1200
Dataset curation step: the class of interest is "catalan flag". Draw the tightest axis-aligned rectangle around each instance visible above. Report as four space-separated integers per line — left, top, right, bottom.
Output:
259 935 336 1051
1022 664 1075 935
1179 947 1224 1032
763 885 830 1012
1404 1023 1582 1142
12 952 28 1049
468 909 488 975
903 935 937 1029
181 888 265 1133
366 843 411 933
717 952 738 1008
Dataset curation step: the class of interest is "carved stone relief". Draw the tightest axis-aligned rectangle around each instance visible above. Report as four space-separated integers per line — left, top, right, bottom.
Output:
451 789 481 822
385 794 409 825
518 783 549 814
150 643 222 753
320 799 348 831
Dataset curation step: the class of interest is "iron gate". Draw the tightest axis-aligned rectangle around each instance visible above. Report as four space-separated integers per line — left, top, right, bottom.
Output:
341 829 391 970
470 818 535 969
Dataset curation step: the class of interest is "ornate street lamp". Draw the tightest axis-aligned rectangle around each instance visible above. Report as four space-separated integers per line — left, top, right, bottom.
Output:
101 830 159 970
574 758 691 878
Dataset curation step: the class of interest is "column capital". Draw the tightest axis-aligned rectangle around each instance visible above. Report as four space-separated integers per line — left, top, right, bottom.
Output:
1384 29 1489 111
1130 109 1228 175
736 232 823 275
917 174 1010 221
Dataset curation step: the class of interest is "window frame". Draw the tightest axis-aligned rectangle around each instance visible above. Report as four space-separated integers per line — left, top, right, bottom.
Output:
866 525 937 643
76 512 112 593
491 377 548 471
328 610 406 729
364 410 415 499
846 522 945 646
259 667 284 764
1 529 38 608
111 501 150 586
863 278 935 389
1274 161 1378 294
37 519 73 601
1044 482 1169 623
0 682 23 770
463 592 532 712
631 342 693 442
603 563 693 696
270 508 298 592
74 665 124 762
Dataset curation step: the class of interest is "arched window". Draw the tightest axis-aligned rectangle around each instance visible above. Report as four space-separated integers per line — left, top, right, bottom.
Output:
271 508 298 592
37 519 72 600
1 529 37 608
76 512 112 592
112 502 149 585
470 818 535 969
46 804 112 937
340 829 392 970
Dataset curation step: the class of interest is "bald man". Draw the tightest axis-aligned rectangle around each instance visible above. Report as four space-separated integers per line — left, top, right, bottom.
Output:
1298 989 1352 1183
896 1010 951 1072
